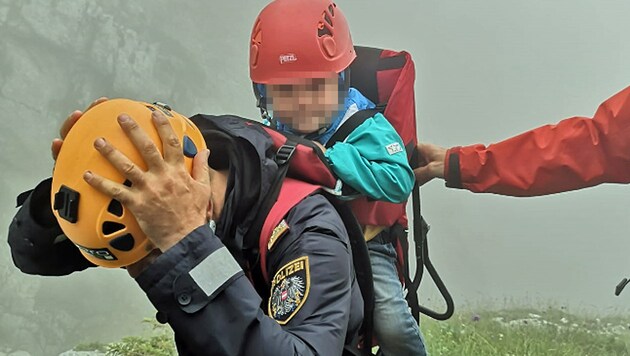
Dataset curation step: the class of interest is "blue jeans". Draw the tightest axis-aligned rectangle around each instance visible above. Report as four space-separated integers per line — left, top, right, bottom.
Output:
368 237 428 356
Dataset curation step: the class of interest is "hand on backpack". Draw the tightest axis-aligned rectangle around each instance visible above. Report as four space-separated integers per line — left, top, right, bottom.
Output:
413 142 446 186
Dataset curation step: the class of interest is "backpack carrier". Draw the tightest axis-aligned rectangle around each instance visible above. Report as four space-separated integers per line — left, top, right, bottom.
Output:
256 46 455 323
234 46 456 354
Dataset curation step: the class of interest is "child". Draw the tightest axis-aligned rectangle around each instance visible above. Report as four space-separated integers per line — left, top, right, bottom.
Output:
249 1 427 355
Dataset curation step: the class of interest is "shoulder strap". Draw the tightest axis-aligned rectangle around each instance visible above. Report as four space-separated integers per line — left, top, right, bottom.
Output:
324 197 374 354
258 178 320 282
325 109 379 149
261 125 340 190
241 138 297 263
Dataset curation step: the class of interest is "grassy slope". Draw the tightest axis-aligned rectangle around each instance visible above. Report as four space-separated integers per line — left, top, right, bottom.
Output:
74 308 630 356
422 307 630 356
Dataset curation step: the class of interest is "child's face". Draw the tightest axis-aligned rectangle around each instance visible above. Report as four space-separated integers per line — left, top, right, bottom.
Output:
267 75 344 133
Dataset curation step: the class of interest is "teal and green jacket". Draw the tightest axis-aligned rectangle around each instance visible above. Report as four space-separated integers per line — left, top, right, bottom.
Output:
322 88 415 203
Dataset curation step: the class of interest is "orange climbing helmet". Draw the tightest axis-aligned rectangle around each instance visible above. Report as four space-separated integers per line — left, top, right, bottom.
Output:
51 99 206 268
249 0 356 84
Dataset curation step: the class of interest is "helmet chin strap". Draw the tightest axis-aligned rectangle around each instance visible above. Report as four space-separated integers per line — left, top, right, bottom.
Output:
254 82 272 124
303 126 329 140
273 117 328 138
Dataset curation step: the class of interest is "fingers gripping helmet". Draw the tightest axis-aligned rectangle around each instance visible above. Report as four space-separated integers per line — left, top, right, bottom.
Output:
51 99 206 268
249 0 356 84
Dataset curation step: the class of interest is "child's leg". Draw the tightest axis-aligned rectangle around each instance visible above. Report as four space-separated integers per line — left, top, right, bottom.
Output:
368 233 428 356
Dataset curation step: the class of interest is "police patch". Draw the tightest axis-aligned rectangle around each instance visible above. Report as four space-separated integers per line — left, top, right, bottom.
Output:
268 256 310 325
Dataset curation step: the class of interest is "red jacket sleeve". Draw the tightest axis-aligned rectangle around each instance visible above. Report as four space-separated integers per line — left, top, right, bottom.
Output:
444 85 630 196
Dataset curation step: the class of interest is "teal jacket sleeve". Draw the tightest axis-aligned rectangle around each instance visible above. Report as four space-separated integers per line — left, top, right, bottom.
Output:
324 112 415 203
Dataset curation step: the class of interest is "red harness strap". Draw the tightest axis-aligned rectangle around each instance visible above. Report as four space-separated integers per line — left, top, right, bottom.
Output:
258 177 320 283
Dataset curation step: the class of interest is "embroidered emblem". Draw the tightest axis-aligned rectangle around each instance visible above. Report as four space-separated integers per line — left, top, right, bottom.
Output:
268 256 310 325
385 142 403 155
268 219 290 250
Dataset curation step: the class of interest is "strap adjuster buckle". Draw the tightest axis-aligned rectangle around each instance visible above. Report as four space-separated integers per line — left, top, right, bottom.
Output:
275 144 296 165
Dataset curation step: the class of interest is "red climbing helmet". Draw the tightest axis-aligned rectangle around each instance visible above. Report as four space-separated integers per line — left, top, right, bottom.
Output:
249 0 356 84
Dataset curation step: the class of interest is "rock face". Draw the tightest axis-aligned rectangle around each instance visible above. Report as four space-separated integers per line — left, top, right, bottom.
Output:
0 0 258 190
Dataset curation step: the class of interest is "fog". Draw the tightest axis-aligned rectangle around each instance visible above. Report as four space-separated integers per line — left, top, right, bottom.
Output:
1 0 629 354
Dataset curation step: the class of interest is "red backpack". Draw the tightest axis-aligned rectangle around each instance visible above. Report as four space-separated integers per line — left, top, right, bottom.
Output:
252 46 455 329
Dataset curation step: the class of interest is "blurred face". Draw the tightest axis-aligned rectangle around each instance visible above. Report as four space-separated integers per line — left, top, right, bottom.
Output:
266 75 344 133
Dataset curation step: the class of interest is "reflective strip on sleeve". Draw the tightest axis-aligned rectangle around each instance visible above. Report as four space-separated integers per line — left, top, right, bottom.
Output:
189 246 242 297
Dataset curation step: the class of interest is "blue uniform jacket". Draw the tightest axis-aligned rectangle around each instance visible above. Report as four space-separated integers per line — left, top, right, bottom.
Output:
8 115 364 356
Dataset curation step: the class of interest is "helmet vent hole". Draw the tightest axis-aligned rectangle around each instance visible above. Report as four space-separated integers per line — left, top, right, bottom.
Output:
107 199 123 217
251 19 262 47
328 4 334 16
123 179 133 187
318 22 332 37
324 12 333 26
103 221 126 235
109 233 135 252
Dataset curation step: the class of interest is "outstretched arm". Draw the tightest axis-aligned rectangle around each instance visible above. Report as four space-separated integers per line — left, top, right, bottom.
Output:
8 178 94 275
415 86 630 196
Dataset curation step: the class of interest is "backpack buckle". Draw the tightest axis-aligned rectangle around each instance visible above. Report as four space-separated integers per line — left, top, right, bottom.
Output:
275 144 296 166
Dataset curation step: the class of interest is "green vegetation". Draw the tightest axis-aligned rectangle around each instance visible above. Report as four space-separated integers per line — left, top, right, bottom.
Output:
422 307 630 356
73 319 175 356
73 308 630 355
